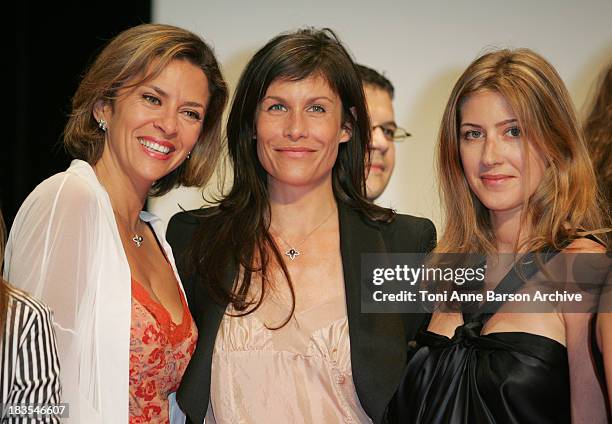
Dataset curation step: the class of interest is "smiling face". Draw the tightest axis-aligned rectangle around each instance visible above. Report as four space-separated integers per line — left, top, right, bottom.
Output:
459 90 546 219
94 59 209 189
255 74 351 190
364 84 396 200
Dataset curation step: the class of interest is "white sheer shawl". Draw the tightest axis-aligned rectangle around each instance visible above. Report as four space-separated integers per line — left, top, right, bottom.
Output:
4 159 187 423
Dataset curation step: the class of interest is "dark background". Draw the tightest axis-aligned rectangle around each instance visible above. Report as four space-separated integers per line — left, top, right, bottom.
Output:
6 1 151 230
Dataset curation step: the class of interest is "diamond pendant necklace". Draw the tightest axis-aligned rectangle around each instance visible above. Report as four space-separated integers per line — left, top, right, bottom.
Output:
273 209 335 260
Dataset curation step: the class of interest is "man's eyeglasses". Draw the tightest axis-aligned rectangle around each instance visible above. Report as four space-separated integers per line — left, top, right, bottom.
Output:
372 125 412 142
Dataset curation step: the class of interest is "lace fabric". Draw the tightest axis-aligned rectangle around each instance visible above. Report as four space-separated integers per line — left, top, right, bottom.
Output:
129 279 197 424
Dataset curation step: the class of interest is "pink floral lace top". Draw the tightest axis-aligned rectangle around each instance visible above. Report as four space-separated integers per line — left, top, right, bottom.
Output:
129 278 197 424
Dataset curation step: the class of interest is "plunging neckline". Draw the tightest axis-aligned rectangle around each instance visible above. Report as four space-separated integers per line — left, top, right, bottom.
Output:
131 277 191 345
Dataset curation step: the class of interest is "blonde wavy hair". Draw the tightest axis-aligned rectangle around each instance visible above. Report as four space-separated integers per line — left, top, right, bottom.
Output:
436 48 607 255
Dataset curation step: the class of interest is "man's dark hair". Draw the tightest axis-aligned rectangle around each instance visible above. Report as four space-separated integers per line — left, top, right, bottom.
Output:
356 63 394 99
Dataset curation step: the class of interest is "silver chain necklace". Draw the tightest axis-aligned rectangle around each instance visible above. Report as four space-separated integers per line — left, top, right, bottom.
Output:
272 209 335 260
114 211 145 248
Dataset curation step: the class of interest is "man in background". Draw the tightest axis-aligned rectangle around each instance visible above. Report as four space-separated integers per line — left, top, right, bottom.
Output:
357 64 411 201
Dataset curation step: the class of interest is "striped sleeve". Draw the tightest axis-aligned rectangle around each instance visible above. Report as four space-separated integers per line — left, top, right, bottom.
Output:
1 288 61 423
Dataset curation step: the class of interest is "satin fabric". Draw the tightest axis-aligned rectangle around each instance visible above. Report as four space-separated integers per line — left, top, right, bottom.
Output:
207 294 372 423
389 251 573 424
167 205 437 424
391 325 569 423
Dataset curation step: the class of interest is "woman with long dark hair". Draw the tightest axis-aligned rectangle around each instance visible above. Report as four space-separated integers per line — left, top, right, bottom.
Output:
388 48 610 423
167 28 436 424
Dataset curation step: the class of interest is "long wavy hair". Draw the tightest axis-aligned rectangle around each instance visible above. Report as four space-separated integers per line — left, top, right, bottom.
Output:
189 28 393 322
584 62 612 212
436 48 607 255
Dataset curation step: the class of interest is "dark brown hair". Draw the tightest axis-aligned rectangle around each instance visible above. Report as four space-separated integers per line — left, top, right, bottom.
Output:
190 28 394 323
64 23 228 196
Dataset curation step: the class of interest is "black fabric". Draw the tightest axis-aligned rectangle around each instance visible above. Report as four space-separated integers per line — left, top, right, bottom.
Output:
388 251 573 424
166 203 436 424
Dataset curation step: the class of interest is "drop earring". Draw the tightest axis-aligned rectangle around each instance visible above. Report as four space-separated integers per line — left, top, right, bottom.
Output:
186 151 191 159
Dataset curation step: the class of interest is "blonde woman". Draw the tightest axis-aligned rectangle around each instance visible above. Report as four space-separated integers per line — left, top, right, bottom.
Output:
389 49 609 423
4 24 227 423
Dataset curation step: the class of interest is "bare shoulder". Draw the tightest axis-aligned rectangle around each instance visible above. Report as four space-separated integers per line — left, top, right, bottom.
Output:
560 237 608 327
563 237 607 254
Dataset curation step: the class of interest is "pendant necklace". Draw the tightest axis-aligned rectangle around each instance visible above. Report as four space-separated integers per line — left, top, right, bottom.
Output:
131 234 144 247
273 209 335 260
114 211 145 248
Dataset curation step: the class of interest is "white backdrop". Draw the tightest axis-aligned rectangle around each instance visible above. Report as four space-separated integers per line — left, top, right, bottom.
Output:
150 0 612 233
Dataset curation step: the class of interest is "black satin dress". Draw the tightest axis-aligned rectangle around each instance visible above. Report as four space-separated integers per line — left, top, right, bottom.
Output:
388 253 571 424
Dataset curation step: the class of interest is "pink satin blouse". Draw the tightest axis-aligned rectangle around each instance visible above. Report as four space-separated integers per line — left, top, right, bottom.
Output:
207 292 372 423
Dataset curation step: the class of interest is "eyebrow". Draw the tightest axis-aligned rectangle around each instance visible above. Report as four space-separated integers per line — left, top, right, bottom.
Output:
460 118 518 128
145 85 205 109
261 95 335 103
376 120 398 128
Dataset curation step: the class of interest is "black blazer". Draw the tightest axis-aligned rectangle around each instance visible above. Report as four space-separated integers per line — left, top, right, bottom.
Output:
167 203 436 424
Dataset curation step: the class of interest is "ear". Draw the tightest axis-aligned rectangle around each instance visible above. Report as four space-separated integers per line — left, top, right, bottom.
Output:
93 100 112 124
339 106 356 144
339 122 352 144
